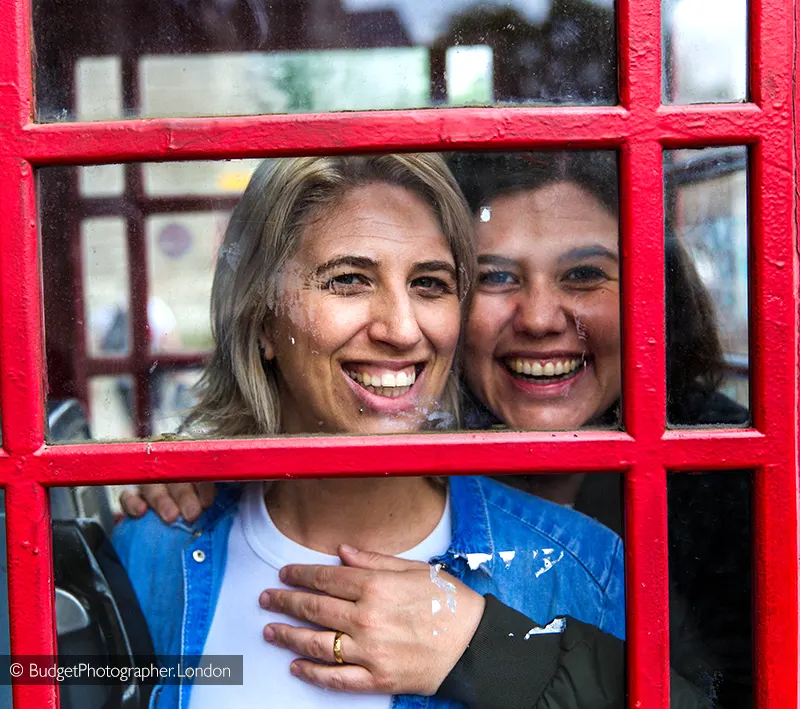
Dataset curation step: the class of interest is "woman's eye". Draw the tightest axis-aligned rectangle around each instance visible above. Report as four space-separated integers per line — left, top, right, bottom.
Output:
412 276 454 296
325 273 370 292
563 265 609 284
478 270 518 287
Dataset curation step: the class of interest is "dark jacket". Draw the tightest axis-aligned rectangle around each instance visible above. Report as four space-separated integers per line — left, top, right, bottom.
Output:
438 388 749 709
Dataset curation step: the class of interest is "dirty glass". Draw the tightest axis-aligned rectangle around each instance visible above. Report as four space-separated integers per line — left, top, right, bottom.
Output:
40 150 622 442
668 470 752 708
53 473 625 706
663 0 747 103
664 147 749 427
34 0 617 122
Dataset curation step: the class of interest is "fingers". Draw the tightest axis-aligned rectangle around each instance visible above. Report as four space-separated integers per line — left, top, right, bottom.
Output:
278 564 368 601
196 482 217 509
337 545 430 573
135 483 210 523
169 483 206 522
264 624 362 666
137 484 180 523
260 589 354 631
119 488 147 518
289 660 378 693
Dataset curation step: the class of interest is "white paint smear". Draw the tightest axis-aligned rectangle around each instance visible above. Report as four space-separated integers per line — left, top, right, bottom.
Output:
498 550 516 567
524 618 567 639
465 552 493 570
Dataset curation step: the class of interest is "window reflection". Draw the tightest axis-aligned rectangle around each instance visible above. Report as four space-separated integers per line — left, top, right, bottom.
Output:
42 151 624 441
665 147 749 424
668 471 752 708
36 0 617 121
663 0 747 103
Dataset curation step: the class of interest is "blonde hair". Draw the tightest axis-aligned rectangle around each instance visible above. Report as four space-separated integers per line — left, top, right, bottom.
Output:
187 154 476 437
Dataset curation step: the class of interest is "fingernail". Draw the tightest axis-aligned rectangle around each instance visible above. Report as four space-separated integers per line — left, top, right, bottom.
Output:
290 662 301 676
263 625 276 643
279 567 288 582
259 591 270 608
340 544 358 554
185 504 199 520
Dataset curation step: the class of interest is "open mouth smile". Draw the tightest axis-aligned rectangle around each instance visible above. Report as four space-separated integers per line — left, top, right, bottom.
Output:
344 363 423 399
503 356 587 384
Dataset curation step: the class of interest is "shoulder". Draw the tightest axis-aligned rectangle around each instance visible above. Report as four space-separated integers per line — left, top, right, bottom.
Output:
475 477 623 591
670 388 749 426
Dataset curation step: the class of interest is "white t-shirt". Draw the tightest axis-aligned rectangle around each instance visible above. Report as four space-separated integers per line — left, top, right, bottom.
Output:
188 482 452 709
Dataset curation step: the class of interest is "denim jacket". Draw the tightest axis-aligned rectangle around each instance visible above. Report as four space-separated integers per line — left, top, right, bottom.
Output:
113 476 625 709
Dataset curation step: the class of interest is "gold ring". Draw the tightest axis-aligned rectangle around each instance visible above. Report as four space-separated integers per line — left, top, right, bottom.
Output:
333 630 345 664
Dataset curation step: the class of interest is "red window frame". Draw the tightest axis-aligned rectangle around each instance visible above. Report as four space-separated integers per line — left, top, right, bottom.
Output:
0 0 796 707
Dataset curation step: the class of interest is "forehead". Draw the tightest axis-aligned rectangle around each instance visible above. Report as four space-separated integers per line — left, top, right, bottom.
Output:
476 182 618 252
296 182 453 263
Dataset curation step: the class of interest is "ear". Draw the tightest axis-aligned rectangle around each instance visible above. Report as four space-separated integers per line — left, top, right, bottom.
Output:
259 333 276 361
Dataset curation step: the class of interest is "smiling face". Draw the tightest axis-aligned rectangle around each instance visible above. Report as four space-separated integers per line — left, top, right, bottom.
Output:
464 181 621 431
263 182 461 435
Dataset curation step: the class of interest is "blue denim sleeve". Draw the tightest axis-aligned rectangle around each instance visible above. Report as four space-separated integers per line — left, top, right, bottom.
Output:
598 535 626 640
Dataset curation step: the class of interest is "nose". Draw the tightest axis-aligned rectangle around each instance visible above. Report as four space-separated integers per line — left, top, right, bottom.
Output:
367 287 424 350
513 280 569 337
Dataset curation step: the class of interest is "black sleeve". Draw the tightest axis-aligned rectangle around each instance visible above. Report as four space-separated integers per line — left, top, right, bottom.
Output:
436 595 715 709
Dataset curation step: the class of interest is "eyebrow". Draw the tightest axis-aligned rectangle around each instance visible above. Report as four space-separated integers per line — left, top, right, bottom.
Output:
558 245 619 263
312 256 377 277
410 260 458 281
312 256 458 281
478 254 522 269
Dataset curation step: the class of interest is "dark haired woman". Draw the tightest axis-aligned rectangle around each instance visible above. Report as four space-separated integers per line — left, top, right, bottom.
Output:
123 152 747 709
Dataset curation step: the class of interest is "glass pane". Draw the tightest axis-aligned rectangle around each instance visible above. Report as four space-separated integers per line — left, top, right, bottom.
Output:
82 218 131 358
146 214 223 353
88 375 135 441
151 367 203 436
668 471 752 707
665 147 749 426
35 0 617 122
42 151 621 441
663 0 747 103
65 474 625 705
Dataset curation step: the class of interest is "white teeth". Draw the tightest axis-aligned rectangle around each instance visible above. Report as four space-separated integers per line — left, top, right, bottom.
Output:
506 357 584 379
346 367 417 394
381 373 396 387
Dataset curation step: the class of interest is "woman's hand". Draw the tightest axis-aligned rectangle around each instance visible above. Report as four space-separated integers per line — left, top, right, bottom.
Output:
259 545 486 696
119 483 216 523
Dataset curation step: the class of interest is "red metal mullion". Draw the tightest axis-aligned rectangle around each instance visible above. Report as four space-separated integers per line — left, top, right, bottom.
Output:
17 431 637 487
746 0 799 704
4 480 59 709
0 158 45 453
14 106 767 165
617 0 669 705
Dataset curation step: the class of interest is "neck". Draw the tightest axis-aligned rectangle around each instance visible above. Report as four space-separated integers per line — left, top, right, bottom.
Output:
265 477 447 555
510 473 586 506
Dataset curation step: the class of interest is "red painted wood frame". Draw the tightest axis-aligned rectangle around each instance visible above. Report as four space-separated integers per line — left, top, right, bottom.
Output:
0 1 796 709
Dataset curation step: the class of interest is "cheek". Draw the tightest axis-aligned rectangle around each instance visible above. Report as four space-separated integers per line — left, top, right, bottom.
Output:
426 302 462 356
466 296 505 355
571 291 621 358
293 298 369 351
